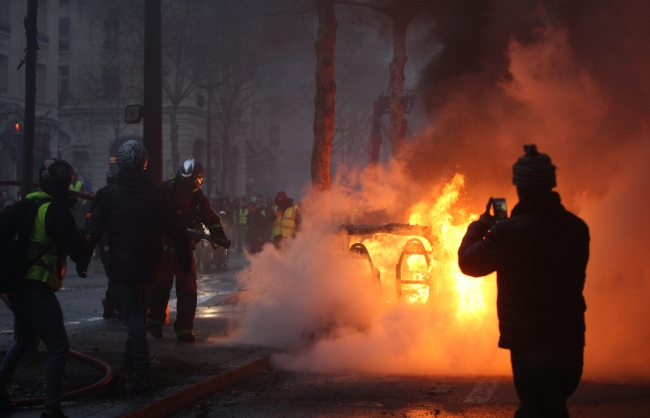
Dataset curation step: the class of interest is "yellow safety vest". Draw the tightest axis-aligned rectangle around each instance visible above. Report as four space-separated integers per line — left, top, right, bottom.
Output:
273 206 296 238
238 208 248 225
25 191 66 291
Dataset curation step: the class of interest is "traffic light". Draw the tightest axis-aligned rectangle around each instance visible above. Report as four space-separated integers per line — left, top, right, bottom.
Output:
11 121 21 134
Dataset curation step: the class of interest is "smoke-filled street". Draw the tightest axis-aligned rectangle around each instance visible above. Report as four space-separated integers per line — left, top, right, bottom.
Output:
1 0 650 417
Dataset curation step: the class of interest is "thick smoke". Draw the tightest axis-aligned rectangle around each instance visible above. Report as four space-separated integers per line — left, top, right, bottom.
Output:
231 166 511 375
408 0 650 380
227 0 650 381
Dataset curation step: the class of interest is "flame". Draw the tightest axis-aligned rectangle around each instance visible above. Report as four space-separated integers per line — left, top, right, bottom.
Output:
358 174 494 321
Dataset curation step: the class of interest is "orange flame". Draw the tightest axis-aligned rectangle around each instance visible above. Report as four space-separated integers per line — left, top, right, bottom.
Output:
356 174 495 321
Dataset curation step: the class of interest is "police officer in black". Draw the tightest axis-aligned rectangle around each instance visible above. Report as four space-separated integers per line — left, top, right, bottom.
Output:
458 145 590 418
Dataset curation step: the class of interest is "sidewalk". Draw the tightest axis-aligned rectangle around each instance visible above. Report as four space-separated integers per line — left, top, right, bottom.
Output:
0 251 268 418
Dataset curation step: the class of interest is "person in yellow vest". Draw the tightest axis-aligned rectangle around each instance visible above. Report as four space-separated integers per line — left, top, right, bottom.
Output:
270 191 301 249
0 159 90 417
234 198 248 252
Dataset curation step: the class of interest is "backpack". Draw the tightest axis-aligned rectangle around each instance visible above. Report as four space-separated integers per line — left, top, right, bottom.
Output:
0 198 53 293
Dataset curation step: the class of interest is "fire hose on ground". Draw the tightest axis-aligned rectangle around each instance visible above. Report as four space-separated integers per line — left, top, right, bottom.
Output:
12 350 114 407
0 180 114 405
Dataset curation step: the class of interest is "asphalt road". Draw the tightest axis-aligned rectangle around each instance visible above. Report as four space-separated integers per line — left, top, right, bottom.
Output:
169 370 650 418
0 249 246 336
2 250 650 417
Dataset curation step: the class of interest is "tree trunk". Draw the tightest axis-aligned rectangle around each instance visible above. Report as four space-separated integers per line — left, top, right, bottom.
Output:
143 0 163 182
220 123 230 193
169 103 180 171
21 0 38 199
388 17 408 156
312 0 337 191
206 88 212 197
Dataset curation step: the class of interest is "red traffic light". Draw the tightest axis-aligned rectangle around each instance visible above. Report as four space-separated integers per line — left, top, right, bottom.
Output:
11 122 21 133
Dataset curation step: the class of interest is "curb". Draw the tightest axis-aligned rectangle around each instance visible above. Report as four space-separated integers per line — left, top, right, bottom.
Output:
120 352 271 418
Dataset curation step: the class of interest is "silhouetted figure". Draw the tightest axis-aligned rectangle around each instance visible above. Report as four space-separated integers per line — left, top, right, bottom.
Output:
270 191 301 249
84 173 122 320
458 145 590 418
245 202 266 254
147 159 226 343
86 141 191 394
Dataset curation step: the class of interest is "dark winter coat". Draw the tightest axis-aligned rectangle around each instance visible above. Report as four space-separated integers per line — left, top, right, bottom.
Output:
246 210 267 252
85 170 191 282
458 192 590 350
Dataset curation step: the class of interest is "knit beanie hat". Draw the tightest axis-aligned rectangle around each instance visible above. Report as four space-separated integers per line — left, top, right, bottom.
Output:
512 144 556 188
117 140 148 171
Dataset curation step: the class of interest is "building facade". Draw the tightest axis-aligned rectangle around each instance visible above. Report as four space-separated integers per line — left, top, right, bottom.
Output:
0 0 257 199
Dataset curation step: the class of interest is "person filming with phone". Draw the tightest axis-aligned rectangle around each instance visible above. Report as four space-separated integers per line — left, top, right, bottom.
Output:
458 144 590 418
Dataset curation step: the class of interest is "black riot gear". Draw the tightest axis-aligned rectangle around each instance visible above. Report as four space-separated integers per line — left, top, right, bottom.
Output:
177 159 204 194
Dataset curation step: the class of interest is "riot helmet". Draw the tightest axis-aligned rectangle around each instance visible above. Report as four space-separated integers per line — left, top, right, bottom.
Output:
177 158 204 193
39 159 74 201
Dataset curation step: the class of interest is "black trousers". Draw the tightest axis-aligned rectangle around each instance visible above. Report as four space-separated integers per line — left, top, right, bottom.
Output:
119 281 153 376
511 348 583 418
0 280 70 408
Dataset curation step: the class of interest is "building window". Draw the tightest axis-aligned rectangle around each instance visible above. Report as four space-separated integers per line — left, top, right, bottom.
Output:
58 65 69 105
37 0 47 34
103 19 119 47
102 67 119 100
59 18 69 51
36 64 46 101
0 0 11 26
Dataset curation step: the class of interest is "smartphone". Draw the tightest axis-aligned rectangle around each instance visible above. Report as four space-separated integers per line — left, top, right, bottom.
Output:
492 198 507 222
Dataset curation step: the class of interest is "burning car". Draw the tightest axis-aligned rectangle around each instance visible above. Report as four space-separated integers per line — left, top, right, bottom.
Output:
344 223 434 303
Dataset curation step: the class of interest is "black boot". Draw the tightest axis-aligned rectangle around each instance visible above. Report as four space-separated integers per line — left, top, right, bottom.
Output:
40 406 69 418
148 322 163 339
123 352 135 374
176 331 196 343
125 373 153 393
0 389 17 413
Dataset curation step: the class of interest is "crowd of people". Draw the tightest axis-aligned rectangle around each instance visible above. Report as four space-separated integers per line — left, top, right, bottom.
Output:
210 190 302 254
0 141 305 417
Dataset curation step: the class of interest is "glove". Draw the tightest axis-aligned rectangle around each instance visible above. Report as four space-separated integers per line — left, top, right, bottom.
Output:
209 226 228 241
76 263 88 278
478 198 495 228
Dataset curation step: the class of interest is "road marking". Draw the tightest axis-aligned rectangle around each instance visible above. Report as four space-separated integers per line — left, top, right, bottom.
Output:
86 317 104 322
464 381 498 404
168 291 239 311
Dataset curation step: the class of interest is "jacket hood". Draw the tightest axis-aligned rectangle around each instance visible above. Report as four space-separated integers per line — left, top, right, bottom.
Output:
115 169 155 194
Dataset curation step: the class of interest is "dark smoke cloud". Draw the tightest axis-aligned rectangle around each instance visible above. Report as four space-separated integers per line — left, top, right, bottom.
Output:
404 0 650 379
409 0 650 204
